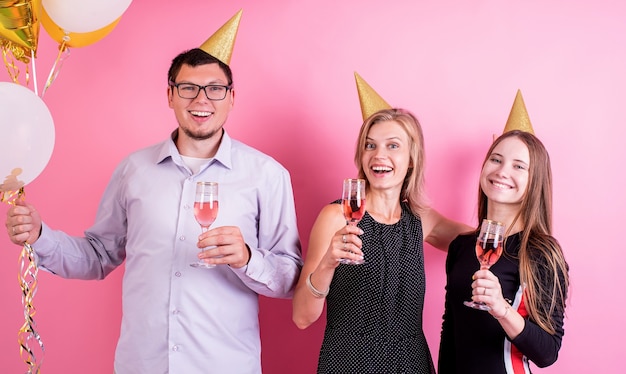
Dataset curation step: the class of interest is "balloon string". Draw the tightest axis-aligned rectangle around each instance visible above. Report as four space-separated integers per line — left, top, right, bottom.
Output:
1 189 45 373
41 41 70 99
30 49 38 97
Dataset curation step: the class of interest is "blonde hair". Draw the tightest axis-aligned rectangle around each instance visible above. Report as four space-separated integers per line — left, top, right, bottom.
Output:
354 108 427 215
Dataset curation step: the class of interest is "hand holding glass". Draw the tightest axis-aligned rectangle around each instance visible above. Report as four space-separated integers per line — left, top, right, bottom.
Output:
463 219 505 310
339 178 366 265
191 182 219 268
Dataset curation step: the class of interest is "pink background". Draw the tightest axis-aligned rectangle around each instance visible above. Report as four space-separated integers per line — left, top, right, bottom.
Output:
1 0 624 372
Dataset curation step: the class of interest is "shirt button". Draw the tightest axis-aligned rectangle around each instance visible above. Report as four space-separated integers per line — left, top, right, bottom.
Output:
172 345 179 352
172 309 180 315
175 272 182 277
179 235 185 241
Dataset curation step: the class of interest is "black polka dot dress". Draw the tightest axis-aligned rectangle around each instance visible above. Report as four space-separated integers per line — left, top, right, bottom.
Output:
317 202 435 374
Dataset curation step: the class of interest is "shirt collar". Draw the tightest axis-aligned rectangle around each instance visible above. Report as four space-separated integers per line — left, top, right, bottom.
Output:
155 129 233 170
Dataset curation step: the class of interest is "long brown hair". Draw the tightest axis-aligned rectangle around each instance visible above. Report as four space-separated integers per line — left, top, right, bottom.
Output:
354 108 427 215
478 130 569 334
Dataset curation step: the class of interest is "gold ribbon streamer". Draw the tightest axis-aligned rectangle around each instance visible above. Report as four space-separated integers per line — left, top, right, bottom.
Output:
0 187 25 205
18 241 44 373
1 188 45 373
2 39 23 82
1 39 31 86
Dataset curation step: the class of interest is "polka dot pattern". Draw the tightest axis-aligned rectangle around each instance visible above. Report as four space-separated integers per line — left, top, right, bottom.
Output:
317 202 435 374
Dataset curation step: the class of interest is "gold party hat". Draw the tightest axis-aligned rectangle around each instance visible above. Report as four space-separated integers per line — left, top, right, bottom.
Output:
199 9 243 65
503 89 535 134
355 72 392 121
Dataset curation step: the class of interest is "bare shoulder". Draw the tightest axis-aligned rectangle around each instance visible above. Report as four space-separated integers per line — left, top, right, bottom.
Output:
304 203 345 263
312 203 345 231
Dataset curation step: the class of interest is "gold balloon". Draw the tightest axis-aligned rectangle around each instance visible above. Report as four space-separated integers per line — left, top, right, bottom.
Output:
0 0 40 60
41 5 120 49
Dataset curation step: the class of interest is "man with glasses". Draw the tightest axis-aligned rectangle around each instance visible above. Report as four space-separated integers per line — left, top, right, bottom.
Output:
5 10 302 374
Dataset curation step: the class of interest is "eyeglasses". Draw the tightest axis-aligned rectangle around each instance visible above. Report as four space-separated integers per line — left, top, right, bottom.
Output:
169 81 232 100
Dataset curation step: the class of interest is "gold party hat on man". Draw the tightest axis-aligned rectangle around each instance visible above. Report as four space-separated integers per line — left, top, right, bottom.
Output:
355 72 392 121
199 9 243 65
503 89 535 134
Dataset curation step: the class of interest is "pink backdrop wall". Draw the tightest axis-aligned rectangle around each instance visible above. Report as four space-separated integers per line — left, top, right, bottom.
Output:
1 0 624 372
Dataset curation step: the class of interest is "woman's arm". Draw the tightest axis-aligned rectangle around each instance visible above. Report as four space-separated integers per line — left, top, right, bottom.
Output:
421 207 472 251
508 253 568 367
292 204 363 329
475 250 568 367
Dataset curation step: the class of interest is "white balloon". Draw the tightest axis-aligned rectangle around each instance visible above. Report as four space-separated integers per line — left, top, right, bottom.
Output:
43 0 133 33
0 83 55 192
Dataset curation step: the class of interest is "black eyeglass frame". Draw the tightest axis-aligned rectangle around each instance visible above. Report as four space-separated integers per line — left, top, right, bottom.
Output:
168 81 233 101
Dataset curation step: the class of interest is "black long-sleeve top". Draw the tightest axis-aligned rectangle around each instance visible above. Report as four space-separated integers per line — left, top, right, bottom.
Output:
438 232 567 373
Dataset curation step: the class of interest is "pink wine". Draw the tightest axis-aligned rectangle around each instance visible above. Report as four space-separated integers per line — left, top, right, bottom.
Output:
475 238 503 269
194 201 219 228
342 198 365 225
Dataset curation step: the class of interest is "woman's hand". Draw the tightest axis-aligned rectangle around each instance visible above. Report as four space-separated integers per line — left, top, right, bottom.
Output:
470 269 510 318
319 225 364 268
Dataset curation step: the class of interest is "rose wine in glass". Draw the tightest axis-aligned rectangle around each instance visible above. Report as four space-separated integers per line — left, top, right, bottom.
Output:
191 182 219 268
464 219 505 310
339 178 366 265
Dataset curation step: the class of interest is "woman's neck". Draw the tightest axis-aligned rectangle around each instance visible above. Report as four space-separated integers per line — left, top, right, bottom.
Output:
486 204 524 235
366 189 402 224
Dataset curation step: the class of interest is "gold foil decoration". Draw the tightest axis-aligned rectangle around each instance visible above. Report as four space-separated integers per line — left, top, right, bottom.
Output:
0 0 41 62
2 38 34 87
1 188 45 373
354 72 392 121
199 9 242 65
503 89 535 134
1 0 39 87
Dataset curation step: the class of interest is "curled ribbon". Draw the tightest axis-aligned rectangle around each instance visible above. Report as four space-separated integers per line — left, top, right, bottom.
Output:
1 188 45 373
1 38 24 83
18 241 44 373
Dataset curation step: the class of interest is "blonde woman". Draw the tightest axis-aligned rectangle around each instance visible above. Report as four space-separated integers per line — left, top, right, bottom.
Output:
294 108 468 373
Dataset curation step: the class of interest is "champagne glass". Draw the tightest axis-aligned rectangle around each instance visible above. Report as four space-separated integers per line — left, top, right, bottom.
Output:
339 178 366 265
464 219 505 310
191 181 219 268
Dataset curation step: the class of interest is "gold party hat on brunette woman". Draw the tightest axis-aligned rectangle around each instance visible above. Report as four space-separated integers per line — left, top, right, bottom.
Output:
199 9 243 65
354 72 392 121
503 89 535 134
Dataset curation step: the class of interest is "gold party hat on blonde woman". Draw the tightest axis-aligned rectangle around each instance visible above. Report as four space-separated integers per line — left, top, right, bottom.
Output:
355 72 392 121
199 9 243 65
503 89 535 134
